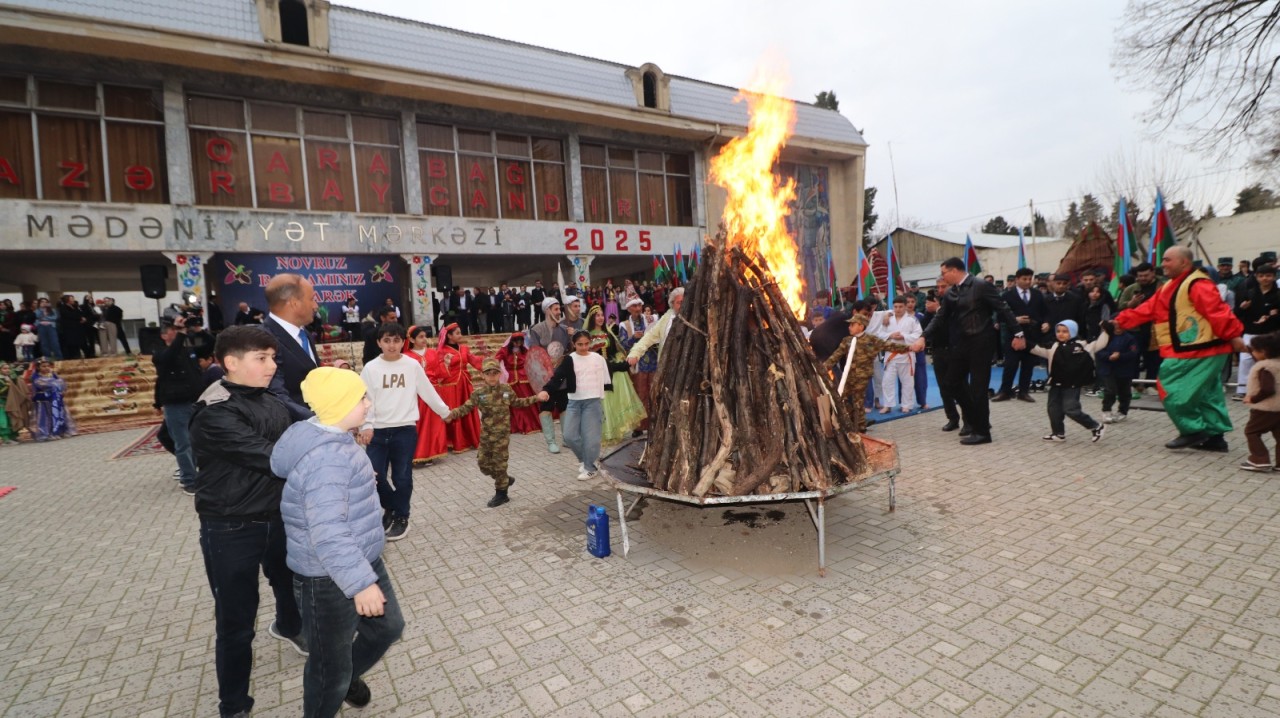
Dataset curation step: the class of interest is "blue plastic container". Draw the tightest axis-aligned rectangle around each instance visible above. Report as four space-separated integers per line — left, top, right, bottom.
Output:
586 504 611 558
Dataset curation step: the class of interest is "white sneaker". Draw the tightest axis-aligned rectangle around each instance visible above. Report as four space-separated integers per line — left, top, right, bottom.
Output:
576 463 590 480
1103 412 1115 424
1112 413 1127 423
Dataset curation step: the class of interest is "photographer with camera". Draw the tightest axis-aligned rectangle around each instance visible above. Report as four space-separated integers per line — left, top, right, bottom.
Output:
153 315 204 495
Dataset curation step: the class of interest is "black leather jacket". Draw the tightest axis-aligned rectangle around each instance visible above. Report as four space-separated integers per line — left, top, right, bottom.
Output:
925 276 1020 344
190 381 294 519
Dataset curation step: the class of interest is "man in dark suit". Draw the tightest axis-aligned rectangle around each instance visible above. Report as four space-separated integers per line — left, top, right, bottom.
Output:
474 287 491 334
234 301 264 325
1043 273 1087 337
993 267 1047 402
261 273 318 420
920 257 1025 445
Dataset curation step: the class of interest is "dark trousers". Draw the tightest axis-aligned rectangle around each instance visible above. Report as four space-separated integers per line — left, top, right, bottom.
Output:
1102 376 1133 415
944 332 996 434
1142 349 1162 382
913 351 928 407
366 425 416 518
1245 409 1280 464
199 516 301 717
295 557 404 718
998 346 1036 396
1047 385 1099 436
111 321 131 353
931 351 961 423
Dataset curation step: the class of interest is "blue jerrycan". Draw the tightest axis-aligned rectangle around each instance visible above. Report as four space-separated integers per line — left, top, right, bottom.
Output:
586 504 611 558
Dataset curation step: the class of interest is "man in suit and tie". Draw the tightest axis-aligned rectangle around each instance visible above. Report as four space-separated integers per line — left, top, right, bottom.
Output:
993 267 1047 402
262 273 319 420
918 257 1025 445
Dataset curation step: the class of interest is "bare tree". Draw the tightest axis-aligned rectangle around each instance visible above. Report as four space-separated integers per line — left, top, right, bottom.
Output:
1092 146 1202 208
1114 1 1280 164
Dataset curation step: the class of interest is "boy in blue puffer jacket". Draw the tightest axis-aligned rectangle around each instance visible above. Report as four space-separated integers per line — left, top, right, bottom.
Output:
272 367 404 718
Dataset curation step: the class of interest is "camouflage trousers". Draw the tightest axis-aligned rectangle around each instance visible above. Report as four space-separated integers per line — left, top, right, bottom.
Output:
842 378 871 433
478 434 512 490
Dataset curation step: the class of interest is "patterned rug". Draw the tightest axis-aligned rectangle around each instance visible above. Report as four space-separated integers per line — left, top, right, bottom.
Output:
111 425 167 460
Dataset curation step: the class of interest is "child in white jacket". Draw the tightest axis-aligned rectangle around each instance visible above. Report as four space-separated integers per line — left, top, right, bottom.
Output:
1030 319 1110 442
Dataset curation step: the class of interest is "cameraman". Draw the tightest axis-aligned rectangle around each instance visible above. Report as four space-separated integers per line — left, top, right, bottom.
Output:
153 316 204 495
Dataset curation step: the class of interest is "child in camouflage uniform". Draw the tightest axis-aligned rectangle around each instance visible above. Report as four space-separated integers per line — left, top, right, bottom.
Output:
446 358 549 507
823 314 914 433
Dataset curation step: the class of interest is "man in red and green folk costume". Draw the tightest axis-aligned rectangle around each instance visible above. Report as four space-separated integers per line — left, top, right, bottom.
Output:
1113 246 1246 452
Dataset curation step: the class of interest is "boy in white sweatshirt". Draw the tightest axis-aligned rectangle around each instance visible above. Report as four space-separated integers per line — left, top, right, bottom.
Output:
359 323 451 541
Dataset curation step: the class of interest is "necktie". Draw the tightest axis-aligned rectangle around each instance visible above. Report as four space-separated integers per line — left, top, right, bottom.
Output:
298 328 314 363
1022 290 1029 304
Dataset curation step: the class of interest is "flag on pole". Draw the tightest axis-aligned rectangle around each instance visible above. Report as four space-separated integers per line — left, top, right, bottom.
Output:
826 247 837 296
885 235 898 305
1150 190 1176 265
691 243 700 268
1110 197 1133 295
963 234 982 276
556 261 566 300
856 245 875 300
652 255 662 282
674 243 684 285
1017 229 1028 270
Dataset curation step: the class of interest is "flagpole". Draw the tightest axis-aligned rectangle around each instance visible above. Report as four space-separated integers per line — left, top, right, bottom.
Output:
1030 199 1038 270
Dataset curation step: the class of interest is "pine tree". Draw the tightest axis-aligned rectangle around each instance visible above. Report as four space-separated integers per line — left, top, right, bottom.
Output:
814 91 840 111
1062 201 1083 238
1080 194 1104 226
1234 183 1277 214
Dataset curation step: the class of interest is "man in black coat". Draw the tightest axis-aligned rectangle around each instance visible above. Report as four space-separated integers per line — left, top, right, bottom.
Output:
153 316 204 493
921 257 1025 445
101 297 130 355
474 288 491 334
1043 273 1087 339
530 281 546 324
993 267 1047 402
261 273 319 420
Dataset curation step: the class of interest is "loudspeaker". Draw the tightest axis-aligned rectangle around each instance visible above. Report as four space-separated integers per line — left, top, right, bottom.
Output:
140 264 168 299
433 264 452 293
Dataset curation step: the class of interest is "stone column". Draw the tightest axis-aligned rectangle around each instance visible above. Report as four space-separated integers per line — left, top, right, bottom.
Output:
568 255 595 288
162 252 212 313
400 253 438 329
163 78 194 206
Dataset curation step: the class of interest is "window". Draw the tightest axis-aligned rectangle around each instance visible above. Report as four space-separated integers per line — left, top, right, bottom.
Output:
580 142 692 226
279 0 310 46
416 122 568 221
187 96 403 212
0 75 167 203
642 72 658 109
625 63 671 112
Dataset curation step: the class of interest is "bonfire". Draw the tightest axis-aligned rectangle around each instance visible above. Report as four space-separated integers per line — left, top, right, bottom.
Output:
641 75 870 497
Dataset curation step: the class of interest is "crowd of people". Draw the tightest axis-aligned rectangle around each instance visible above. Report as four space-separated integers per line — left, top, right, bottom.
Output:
0 295 131 362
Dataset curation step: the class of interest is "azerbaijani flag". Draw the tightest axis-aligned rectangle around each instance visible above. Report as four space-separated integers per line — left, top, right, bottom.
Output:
1149 190 1176 265
856 244 876 300
1110 197 1133 295
964 234 982 276
652 255 663 282
826 247 837 296
658 253 672 283
1017 229 1027 270
691 243 700 268
885 235 899 305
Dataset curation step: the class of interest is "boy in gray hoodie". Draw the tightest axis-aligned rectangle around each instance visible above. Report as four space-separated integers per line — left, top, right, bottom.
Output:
272 367 404 718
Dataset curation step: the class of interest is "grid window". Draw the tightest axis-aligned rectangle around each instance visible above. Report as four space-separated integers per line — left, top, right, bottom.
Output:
0 75 167 203
579 142 693 226
187 95 403 213
415 122 568 222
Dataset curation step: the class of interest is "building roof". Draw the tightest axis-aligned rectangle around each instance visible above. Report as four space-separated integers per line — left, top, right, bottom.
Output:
12 0 866 147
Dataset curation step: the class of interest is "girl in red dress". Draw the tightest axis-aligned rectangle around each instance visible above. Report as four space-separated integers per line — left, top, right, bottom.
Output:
429 322 482 452
495 333 541 434
404 326 448 464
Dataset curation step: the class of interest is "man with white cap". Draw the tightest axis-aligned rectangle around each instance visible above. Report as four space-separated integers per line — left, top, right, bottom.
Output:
560 295 585 332
626 287 685 366
618 297 656 436
527 297 572 453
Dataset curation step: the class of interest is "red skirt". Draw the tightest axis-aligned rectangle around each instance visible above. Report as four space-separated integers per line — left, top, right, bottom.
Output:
509 379 540 434
437 380 481 452
413 398 448 462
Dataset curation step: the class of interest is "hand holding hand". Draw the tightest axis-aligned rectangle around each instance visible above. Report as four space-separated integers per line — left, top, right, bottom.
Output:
354 583 386 617
536 391 550 401
909 338 926 352
627 356 638 366
881 313 890 326
1011 336 1027 351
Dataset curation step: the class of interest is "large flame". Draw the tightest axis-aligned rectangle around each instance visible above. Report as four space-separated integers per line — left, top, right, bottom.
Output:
709 73 806 318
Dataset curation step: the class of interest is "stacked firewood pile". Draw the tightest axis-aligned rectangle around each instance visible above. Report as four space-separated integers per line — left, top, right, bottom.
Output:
642 242 870 497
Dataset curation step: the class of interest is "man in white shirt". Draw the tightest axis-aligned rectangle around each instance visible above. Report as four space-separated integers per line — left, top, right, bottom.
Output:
626 287 685 365
877 296 923 413
262 273 320 420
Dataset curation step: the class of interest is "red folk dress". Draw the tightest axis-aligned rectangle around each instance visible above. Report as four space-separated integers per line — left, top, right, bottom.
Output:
404 348 448 463
495 345 541 434
429 341 483 452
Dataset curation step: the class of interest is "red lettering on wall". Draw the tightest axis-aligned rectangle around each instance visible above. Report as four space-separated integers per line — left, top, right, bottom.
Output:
320 179 343 202
506 191 526 211
206 138 233 163
59 161 88 189
616 198 634 218
0 157 18 185
544 194 562 213
124 165 155 191
370 182 390 205
648 198 659 218
210 171 234 195
315 148 340 171
427 157 447 178
367 153 389 176
468 161 487 183
429 185 449 206
588 197 600 219
470 189 488 209
268 182 294 204
504 163 524 185
266 152 291 175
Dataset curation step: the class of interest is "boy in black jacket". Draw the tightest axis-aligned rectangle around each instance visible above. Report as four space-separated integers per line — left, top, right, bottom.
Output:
190 326 306 718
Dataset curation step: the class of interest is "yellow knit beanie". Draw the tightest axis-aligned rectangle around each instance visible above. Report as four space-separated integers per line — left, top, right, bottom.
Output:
301 366 367 425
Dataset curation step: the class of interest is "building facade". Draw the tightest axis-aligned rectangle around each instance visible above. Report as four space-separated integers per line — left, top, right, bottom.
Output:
0 0 866 325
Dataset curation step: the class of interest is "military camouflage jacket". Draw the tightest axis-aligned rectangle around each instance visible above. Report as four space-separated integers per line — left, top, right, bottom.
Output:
446 382 541 430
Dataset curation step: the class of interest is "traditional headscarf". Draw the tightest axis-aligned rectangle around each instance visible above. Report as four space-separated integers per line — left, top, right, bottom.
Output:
497 332 525 383
585 305 624 361
437 322 460 351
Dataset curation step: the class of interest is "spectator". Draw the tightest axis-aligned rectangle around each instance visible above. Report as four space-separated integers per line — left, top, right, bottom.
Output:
994 268 1045 402
0 299 15 362
57 295 84 360
1233 264 1280 401
1098 321 1140 423
153 317 204 494
100 297 129 355
262 273 320 421
79 294 99 358
1241 332 1280 471
234 301 264 325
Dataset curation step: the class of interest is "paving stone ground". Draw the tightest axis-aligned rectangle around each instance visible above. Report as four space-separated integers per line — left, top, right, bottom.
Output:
3 392 1280 717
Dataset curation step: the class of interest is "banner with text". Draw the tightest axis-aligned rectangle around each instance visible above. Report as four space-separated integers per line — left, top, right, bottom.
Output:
213 253 401 326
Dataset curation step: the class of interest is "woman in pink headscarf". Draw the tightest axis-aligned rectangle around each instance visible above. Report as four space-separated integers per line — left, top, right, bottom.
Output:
428 322 482 452
494 332 540 434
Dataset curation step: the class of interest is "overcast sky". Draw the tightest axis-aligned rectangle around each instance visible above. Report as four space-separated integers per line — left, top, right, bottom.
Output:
342 0 1261 233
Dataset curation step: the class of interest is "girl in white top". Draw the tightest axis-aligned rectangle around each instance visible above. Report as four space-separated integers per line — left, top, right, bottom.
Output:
549 331 610 479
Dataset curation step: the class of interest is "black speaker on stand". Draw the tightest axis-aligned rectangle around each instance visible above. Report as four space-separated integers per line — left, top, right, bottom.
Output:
433 264 452 293
140 265 168 298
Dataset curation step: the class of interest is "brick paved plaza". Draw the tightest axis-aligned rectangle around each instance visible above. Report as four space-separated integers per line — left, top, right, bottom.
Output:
3 396 1280 717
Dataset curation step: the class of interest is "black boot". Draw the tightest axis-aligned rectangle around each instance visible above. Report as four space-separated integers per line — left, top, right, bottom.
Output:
487 490 510 508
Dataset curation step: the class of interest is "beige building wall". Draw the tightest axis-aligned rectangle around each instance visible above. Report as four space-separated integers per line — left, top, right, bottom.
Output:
1194 209 1280 264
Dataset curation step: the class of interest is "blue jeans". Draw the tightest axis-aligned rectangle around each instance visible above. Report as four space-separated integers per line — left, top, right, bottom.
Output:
562 398 603 471
366 425 416 518
164 402 197 487
295 557 404 717
199 516 301 717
